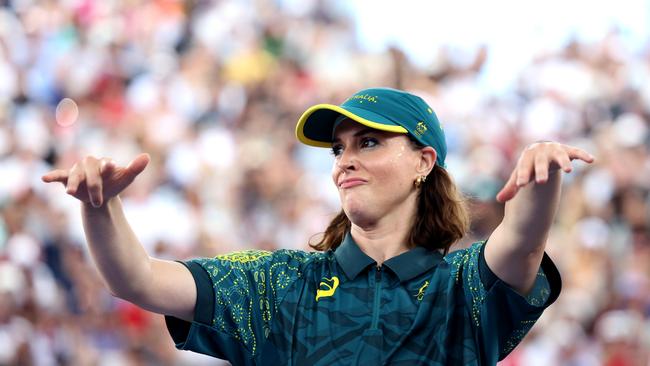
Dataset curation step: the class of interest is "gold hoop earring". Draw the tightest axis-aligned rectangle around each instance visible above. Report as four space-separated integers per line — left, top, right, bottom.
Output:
414 175 427 188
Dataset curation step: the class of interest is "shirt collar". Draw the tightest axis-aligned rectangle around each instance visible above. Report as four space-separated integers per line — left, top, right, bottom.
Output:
383 245 444 283
334 233 376 280
334 232 444 282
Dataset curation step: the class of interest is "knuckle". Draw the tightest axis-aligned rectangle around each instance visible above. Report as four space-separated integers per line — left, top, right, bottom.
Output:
100 157 115 170
516 154 528 165
82 156 98 165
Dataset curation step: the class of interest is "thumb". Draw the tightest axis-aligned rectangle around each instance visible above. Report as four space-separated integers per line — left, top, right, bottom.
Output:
496 170 518 203
496 185 517 203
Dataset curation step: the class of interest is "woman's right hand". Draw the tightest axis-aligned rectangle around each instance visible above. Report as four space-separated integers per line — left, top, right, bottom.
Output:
41 153 150 207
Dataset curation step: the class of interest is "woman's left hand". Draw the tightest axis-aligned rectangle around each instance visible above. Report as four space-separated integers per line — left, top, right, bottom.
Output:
496 142 595 203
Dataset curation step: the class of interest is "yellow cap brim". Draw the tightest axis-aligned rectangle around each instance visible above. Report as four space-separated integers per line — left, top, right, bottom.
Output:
295 104 408 147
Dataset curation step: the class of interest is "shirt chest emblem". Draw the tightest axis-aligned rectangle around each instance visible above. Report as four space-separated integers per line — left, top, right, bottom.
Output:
415 280 429 301
316 276 339 301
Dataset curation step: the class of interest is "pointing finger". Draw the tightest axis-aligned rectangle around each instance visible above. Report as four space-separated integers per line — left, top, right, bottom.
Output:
555 152 573 173
124 153 150 180
85 161 103 208
568 147 595 163
65 170 84 195
42 169 69 184
516 153 534 187
534 152 549 183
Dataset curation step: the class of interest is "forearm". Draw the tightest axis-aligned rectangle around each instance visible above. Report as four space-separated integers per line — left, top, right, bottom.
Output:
501 169 562 253
488 142 592 295
81 196 153 300
486 170 562 295
44 154 196 319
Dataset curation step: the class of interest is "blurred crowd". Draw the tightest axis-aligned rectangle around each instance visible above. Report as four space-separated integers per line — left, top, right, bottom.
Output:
0 0 649 365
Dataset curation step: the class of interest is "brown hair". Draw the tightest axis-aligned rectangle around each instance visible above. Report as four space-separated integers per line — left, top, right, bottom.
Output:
309 163 470 255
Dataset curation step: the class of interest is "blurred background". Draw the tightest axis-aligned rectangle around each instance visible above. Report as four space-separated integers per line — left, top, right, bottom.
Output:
1 0 649 365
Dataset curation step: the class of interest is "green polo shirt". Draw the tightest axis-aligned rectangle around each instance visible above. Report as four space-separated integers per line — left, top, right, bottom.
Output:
166 233 561 365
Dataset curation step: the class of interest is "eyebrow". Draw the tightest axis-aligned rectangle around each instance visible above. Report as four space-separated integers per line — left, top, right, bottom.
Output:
332 128 377 143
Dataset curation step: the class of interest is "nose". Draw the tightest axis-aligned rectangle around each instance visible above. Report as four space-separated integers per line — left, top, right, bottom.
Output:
335 148 358 172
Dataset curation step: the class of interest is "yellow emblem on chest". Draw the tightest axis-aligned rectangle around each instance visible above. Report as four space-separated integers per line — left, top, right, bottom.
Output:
415 280 429 301
316 276 339 301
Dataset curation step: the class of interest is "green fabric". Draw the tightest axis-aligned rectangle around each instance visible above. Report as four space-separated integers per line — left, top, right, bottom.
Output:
166 234 561 365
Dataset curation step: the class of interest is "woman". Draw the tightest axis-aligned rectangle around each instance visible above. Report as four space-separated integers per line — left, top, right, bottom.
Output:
42 87 594 365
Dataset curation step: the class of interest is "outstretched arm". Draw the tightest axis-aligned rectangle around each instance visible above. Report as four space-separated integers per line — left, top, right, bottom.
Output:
43 154 196 321
82 197 196 320
486 142 594 295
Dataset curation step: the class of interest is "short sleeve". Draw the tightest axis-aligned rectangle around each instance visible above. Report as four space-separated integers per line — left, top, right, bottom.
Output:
446 242 561 362
164 249 306 364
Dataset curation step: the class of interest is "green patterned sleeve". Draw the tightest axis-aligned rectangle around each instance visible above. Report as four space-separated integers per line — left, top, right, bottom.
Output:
165 249 306 364
447 241 561 362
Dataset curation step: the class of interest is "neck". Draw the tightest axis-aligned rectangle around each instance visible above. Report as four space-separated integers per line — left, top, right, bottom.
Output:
350 213 414 266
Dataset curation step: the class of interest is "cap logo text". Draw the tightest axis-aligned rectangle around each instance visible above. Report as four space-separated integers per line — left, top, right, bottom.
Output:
348 94 378 104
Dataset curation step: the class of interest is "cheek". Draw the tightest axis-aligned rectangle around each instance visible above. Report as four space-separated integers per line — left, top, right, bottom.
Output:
387 165 411 189
331 165 340 187
389 145 407 164
376 151 416 186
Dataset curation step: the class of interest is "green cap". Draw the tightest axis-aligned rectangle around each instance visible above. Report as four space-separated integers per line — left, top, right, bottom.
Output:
296 87 447 167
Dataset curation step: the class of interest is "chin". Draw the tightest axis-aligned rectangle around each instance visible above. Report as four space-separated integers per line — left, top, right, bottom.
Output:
342 201 376 227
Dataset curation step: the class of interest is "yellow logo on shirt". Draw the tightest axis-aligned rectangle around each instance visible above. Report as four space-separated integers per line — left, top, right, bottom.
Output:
415 280 429 301
316 276 339 301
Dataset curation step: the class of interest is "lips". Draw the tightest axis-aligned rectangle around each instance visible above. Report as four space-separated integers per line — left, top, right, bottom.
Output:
338 178 367 189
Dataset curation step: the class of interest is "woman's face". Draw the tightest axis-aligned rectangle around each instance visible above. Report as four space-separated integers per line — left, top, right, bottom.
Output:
331 119 435 227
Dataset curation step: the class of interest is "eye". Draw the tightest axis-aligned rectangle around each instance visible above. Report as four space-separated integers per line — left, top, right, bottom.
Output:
360 137 379 149
331 144 343 157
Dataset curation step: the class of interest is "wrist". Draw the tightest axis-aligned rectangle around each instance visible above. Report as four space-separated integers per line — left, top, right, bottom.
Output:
82 196 120 214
